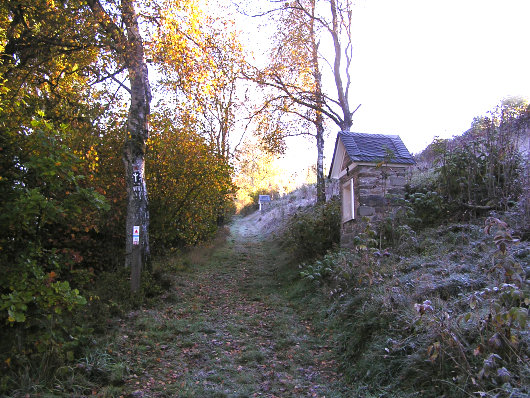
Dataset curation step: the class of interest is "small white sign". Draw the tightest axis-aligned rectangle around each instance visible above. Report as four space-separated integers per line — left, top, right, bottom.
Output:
133 225 140 245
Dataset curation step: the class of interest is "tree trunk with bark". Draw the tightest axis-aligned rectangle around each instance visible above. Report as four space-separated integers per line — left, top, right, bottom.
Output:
122 0 152 292
329 0 354 132
315 118 325 203
87 0 152 291
310 0 326 203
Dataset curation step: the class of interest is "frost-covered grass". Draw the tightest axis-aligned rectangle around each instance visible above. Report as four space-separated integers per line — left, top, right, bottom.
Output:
290 219 530 398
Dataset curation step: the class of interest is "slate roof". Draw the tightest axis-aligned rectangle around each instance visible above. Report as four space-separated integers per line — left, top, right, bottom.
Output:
329 131 415 178
338 131 415 164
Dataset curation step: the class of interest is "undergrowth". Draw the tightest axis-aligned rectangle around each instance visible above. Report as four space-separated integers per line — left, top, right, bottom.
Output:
281 198 341 260
0 260 176 396
288 215 529 397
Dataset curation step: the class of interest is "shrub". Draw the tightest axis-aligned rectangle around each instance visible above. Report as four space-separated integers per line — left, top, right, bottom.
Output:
299 251 345 285
378 202 420 251
283 198 340 260
412 100 527 222
406 189 447 227
0 117 109 393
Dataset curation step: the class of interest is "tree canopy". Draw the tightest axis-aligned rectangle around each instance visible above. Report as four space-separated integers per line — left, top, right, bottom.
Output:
0 0 244 381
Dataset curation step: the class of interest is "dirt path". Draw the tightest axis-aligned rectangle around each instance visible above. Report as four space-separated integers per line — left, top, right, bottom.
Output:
116 215 350 397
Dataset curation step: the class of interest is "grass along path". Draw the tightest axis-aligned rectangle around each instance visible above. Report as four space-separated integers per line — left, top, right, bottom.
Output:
111 215 351 397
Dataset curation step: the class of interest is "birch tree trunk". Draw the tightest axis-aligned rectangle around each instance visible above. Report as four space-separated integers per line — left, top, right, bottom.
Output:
86 0 152 291
329 0 354 131
315 118 325 203
310 0 326 204
122 0 152 292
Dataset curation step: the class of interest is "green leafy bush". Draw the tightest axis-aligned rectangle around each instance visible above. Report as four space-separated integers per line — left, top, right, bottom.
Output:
299 253 338 284
406 189 447 226
0 116 109 389
378 202 420 251
298 221 391 294
283 198 340 260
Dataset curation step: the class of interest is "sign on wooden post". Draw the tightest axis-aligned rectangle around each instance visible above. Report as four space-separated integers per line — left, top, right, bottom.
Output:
258 195 271 212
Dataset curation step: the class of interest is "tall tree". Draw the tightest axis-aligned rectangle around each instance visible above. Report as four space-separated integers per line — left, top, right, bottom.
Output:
309 0 326 203
152 0 245 223
152 0 245 160
2 0 154 291
247 0 360 202
85 0 152 291
0 0 116 361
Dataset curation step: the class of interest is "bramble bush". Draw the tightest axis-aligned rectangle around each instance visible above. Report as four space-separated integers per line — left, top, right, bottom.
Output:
414 217 528 397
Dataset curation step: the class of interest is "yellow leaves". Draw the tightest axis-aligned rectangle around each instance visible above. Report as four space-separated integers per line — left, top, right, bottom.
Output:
146 111 234 245
151 0 245 104
82 145 100 173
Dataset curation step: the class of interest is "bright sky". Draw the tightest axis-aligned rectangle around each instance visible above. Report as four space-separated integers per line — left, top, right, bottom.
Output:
237 0 530 173
348 0 530 154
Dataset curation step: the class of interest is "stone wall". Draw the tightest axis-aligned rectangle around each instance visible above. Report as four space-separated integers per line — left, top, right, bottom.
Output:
339 164 409 248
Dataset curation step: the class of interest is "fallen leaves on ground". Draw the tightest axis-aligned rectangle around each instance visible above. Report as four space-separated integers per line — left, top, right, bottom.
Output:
106 218 349 397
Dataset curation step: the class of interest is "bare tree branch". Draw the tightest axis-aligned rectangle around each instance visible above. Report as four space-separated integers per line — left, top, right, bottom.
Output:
110 73 131 94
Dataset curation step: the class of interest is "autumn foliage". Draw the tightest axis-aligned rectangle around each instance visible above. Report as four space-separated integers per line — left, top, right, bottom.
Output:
147 111 234 249
0 0 241 388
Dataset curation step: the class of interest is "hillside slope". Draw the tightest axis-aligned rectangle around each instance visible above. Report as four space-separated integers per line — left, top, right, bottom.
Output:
265 187 530 397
